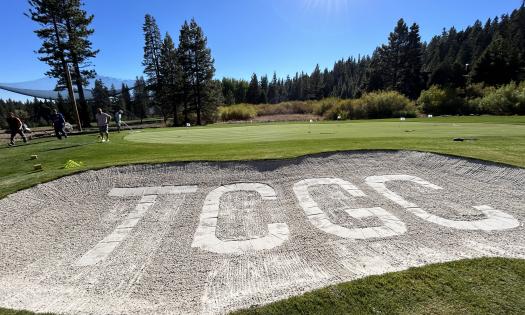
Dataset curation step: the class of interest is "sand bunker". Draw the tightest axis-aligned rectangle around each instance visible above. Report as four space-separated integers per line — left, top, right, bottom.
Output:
0 151 523 314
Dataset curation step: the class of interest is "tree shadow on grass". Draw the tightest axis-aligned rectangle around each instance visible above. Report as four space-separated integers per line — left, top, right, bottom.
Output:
0 139 57 151
42 142 95 152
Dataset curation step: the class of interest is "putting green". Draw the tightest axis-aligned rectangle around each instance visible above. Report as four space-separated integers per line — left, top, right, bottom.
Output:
125 121 525 144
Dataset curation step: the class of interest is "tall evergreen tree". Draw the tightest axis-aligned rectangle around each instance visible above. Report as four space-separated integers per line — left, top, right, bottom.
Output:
159 32 182 125
309 64 323 100
267 72 279 104
247 73 260 104
177 21 192 123
403 23 425 99
142 14 162 90
177 19 216 124
132 76 149 123
120 83 132 112
472 36 522 85
62 0 98 126
189 19 216 125
235 80 249 104
109 84 118 109
221 78 237 105
259 75 269 104
91 79 110 111
27 0 95 128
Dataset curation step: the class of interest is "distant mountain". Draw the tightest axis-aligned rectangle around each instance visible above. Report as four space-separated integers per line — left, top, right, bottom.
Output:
0 75 136 101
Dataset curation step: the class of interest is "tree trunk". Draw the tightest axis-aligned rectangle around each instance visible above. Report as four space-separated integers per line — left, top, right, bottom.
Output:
52 16 82 131
183 101 189 124
72 62 92 127
195 81 202 125
173 100 179 126
65 19 92 127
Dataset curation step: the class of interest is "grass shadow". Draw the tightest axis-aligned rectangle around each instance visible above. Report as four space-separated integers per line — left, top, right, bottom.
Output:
43 142 94 152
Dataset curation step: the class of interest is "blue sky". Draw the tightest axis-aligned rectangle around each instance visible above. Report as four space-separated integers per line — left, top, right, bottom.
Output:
0 0 522 85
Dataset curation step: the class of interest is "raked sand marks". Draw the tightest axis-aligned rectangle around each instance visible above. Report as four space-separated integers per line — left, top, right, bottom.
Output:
0 151 524 314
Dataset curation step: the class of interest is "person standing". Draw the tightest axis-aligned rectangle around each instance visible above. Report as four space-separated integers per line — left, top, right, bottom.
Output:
114 109 123 133
6 112 28 146
95 108 112 142
51 109 68 140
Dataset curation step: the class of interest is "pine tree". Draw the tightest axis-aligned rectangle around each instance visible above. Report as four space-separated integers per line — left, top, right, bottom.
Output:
247 73 260 104
472 36 521 85
159 32 182 125
403 23 425 99
221 78 236 105
92 79 110 111
365 19 424 97
109 84 118 110
27 0 91 129
63 0 98 126
309 64 323 100
120 83 131 113
388 19 410 92
143 14 163 90
189 19 216 125
267 72 279 104
56 93 74 121
235 80 249 104
176 19 216 124
177 21 192 123
259 75 269 104
132 77 149 123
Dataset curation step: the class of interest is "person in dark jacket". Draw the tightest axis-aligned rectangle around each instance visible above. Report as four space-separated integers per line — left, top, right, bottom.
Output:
51 109 68 140
6 112 27 146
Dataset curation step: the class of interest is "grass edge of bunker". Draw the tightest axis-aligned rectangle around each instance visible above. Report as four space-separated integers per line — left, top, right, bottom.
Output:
1 117 524 200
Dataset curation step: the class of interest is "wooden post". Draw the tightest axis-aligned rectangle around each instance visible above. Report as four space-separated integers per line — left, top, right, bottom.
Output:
65 65 83 132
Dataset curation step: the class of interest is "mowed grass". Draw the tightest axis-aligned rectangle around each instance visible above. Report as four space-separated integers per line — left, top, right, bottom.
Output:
1 116 525 199
127 119 525 144
0 116 524 314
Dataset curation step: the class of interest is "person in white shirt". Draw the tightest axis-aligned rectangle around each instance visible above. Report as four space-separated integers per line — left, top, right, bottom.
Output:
114 109 123 133
95 108 112 142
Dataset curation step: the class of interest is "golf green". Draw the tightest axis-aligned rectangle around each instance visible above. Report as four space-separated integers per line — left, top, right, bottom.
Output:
125 121 525 145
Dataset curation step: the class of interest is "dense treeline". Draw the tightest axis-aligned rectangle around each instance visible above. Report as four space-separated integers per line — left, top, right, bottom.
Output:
221 5 525 111
221 59 371 105
0 98 56 129
0 80 152 129
91 77 151 122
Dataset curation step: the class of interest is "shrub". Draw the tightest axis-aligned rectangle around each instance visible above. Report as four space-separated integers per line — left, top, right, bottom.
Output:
324 99 357 120
417 86 465 115
324 91 416 120
358 91 416 119
310 98 342 116
256 101 316 116
473 82 525 115
218 104 257 121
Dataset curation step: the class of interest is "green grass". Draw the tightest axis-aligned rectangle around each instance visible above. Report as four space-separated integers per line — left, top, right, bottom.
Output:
231 258 525 315
1 116 524 199
127 120 524 144
0 116 524 314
